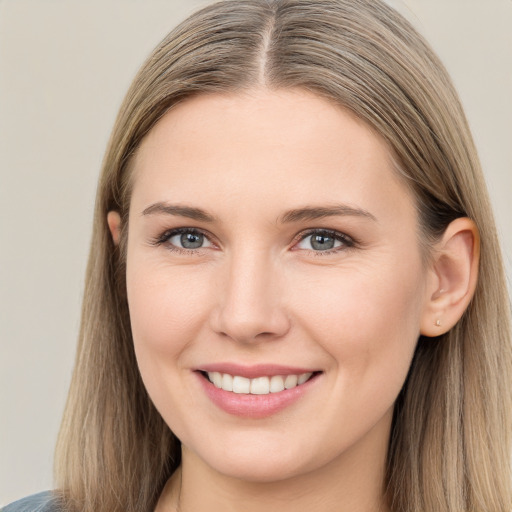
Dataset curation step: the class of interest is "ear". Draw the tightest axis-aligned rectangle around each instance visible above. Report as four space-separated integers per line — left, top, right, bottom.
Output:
107 211 122 246
420 217 480 337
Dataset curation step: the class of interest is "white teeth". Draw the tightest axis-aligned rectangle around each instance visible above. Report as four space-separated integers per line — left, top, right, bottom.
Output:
298 372 312 385
206 371 314 395
232 376 251 394
269 375 285 393
211 371 222 388
221 373 233 391
284 374 298 389
250 376 270 395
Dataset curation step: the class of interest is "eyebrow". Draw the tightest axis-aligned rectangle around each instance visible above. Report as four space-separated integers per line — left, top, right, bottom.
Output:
279 205 377 223
142 202 217 222
141 202 377 224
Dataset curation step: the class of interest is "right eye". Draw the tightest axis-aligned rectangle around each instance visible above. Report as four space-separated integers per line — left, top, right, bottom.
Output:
153 228 214 252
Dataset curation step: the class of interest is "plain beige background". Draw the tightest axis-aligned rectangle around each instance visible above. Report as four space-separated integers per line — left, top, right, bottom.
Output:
0 0 511 505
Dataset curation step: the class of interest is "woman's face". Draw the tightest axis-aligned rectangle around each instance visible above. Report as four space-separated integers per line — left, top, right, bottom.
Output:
124 89 433 482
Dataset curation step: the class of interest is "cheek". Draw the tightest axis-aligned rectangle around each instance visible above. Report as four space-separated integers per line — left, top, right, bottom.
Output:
125 259 217 429
292 257 425 388
126 258 214 360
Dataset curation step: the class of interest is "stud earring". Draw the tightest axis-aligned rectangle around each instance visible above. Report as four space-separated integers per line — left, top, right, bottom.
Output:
435 319 441 327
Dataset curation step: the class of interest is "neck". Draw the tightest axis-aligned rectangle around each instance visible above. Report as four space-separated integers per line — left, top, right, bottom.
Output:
156 416 391 512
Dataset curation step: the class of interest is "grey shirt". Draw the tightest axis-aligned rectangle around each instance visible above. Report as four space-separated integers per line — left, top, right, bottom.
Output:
2 492 58 512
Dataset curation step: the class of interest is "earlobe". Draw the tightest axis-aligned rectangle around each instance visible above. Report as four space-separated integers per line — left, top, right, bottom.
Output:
107 211 122 246
420 217 480 337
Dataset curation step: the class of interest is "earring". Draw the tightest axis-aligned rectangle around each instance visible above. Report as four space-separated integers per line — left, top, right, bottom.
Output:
435 319 441 327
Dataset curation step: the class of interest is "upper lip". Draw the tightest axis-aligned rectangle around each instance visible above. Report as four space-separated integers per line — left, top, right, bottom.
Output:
197 363 319 379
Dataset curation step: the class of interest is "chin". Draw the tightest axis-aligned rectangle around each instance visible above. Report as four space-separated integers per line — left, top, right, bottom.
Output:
183 431 329 484
210 456 313 484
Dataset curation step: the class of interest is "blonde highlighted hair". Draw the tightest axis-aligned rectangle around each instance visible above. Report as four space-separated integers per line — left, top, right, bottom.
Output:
55 1 512 511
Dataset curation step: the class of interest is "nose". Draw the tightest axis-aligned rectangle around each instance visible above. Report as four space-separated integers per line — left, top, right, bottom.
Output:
210 248 290 344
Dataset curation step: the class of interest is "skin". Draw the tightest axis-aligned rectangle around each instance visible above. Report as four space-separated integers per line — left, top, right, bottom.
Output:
108 88 479 512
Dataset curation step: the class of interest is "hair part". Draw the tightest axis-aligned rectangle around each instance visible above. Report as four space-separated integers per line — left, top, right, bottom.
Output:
55 1 512 511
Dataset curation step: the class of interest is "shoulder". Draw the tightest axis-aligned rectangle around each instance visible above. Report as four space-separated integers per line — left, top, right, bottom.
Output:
2 492 60 512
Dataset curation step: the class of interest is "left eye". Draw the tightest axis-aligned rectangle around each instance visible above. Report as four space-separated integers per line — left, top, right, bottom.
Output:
295 231 347 251
167 229 213 250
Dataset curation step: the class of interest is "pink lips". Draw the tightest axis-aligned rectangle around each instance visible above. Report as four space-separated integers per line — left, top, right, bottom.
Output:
196 363 320 419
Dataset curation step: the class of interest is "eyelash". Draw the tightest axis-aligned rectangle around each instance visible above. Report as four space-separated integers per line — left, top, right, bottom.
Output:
150 227 357 256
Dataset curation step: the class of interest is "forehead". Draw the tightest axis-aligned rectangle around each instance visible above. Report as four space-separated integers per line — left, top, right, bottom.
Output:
129 88 414 221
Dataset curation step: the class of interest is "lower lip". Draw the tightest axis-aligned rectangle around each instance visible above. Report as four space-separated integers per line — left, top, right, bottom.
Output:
196 372 320 419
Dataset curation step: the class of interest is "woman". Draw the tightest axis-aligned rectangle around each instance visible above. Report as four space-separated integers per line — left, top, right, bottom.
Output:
4 0 511 511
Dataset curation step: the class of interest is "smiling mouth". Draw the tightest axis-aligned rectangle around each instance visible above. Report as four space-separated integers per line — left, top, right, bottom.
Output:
201 371 319 395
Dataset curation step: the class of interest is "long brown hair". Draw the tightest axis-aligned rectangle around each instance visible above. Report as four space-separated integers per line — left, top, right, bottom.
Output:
55 1 512 511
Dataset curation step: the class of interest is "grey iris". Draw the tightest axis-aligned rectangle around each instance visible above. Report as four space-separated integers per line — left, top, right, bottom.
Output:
311 234 335 250
181 232 204 249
